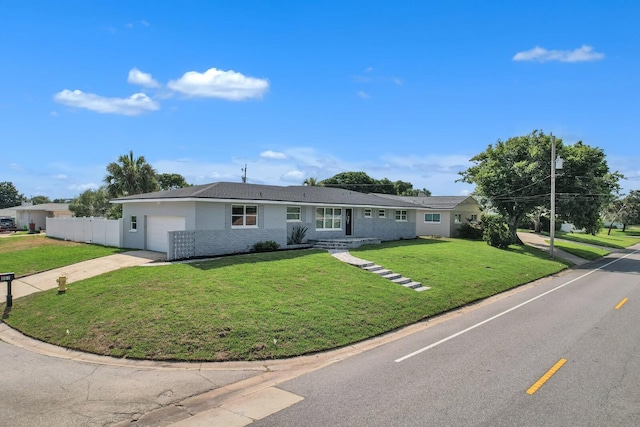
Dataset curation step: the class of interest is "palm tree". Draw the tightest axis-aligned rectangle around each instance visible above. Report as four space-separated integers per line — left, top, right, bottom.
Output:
302 177 320 186
104 151 159 198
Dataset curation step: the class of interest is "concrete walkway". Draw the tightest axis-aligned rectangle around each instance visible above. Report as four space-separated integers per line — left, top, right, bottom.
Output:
9 250 166 299
517 232 590 266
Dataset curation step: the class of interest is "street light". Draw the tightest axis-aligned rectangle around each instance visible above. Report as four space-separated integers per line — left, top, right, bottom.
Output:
550 133 563 259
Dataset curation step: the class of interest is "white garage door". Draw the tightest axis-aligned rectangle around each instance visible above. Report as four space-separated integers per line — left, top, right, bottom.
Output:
146 216 186 253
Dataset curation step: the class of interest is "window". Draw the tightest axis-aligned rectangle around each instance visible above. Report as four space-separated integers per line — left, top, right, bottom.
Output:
316 207 342 230
287 206 301 221
364 208 372 218
470 214 478 222
232 205 258 227
454 214 462 224
424 213 441 223
130 215 137 231
378 209 386 218
395 210 407 221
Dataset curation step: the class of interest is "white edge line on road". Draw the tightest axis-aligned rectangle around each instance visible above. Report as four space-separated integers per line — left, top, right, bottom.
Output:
395 249 639 363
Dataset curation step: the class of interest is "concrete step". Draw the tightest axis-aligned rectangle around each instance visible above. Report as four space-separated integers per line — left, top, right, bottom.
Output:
372 269 393 276
381 272 401 280
414 286 431 292
391 277 411 285
359 262 375 269
401 281 423 289
362 264 383 272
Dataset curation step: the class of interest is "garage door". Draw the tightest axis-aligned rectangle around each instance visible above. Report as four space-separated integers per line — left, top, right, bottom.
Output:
146 216 186 253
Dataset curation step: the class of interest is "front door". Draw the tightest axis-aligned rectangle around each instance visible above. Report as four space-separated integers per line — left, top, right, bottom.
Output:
345 209 353 236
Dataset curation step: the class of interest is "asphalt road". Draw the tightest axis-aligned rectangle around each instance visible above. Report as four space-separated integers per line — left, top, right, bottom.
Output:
0 341 258 427
254 250 640 426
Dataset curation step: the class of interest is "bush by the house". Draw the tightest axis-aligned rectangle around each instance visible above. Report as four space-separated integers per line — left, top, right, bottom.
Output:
287 225 308 245
482 214 513 249
251 240 281 252
457 222 484 240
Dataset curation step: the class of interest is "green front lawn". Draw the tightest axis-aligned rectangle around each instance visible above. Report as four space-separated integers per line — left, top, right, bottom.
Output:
546 240 610 260
4 238 569 361
545 230 640 249
0 235 125 277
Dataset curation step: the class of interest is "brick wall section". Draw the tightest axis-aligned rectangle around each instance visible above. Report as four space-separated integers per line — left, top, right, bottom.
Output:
168 229 286 260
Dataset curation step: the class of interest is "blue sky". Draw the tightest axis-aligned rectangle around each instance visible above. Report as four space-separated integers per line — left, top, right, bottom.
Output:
2 1 639 199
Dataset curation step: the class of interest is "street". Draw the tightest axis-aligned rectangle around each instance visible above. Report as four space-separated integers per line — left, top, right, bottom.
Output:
254 250 640 426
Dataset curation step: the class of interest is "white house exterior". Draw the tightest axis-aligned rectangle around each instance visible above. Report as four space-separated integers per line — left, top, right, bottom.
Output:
14 203 72 231
114 182 420 260
374 194 482 237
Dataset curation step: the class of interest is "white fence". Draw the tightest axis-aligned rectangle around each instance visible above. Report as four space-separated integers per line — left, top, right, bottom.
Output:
46 217 124 247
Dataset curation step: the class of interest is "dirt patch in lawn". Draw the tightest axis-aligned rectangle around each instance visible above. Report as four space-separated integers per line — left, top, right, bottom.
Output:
0 235 83 254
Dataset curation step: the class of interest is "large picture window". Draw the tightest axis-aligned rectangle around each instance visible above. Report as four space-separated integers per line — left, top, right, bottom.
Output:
316 207 342 230
232 205 258 227
287 206 301 221
424 213 441 223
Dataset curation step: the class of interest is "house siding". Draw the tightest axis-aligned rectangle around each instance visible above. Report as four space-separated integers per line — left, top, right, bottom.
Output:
125 200 417 259
122 201 196 250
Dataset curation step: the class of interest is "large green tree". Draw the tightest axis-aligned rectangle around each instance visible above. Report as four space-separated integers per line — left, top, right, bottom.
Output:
29 195 51 205
0 181 24 208
104 151 159 199
320 172 428 195
460 131 620 243
604 190 640 233
321 172 378 192
555 142 621 234
69 187 111 217
158 173 191 191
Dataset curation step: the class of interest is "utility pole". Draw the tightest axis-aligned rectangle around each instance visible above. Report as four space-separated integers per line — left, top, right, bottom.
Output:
241 164 247 183
550 133 556 259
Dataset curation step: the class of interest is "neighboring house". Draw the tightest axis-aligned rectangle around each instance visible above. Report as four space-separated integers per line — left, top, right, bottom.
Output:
374 194 482 237
15 203 72 231
0 206 18 220
113 182 419 259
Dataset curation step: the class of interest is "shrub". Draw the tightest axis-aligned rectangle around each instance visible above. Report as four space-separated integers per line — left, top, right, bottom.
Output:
251 240 281 253
457 222 483 240
482 214 513 249
287 225 308 245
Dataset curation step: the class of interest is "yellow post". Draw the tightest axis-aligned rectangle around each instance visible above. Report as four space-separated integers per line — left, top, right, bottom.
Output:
57 276 67 293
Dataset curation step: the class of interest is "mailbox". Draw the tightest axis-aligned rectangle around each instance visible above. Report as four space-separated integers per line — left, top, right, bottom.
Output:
1 272 15 308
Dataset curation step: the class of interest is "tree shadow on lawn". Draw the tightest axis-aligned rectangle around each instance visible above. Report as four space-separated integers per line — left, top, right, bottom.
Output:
505 244 574 268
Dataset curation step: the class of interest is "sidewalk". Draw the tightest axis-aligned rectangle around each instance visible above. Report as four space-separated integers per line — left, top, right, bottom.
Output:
517 232 589 266
9 250 166 299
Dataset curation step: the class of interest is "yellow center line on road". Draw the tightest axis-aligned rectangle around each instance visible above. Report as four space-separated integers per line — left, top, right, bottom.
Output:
526 358 567 395
615 298 628 310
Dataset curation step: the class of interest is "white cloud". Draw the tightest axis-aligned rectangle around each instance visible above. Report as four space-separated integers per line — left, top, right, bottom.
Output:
364 66 374 73
260 150 287 160
392 77 404 85
357 91 371 99
513 45 605 63
54 174 68 180
140 20 150 27
281 170 304 182
54 89 160 115
68 183 99 191
167 67 269 100
128 68 160 88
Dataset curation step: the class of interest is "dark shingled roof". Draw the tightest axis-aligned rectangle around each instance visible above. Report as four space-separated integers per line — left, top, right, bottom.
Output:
372 193 474 210
114 182 419 208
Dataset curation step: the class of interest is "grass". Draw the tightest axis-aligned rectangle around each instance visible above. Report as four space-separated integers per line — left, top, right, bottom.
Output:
542 229 640 249
0 235 125 277
3 238 569 362
545 240 610 260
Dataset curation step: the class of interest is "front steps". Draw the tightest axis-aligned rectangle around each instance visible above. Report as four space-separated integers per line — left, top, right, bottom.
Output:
329 250 430 292
312 237 381 250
